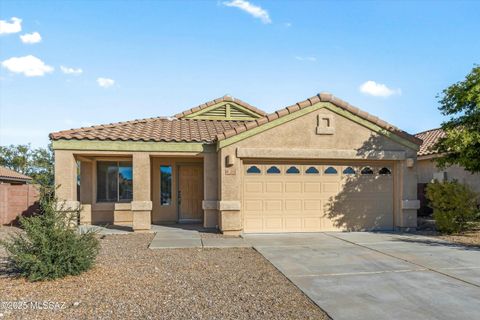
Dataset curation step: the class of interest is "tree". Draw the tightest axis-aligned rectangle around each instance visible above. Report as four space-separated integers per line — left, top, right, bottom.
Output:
435 65 480 173
0 144 54 186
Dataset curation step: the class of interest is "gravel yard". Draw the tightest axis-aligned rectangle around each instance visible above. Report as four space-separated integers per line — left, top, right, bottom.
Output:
416 217 480 247
0 227 328 320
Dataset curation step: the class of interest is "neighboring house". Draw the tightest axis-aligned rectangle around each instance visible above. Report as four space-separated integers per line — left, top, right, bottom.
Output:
49 93 421 234
415 128 480 214
0 166 39 225
0 166 32 184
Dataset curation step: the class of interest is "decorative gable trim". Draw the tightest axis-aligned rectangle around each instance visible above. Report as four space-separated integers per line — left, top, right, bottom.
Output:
182 101 263 120
175 95 266 120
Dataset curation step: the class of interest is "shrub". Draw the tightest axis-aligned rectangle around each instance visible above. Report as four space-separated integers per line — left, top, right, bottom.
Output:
426 180 478 234
0 188 99 281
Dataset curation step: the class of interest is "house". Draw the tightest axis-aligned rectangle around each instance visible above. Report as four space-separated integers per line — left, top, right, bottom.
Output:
0 166 32 185
49 93 421 234
0 166 39 225
415 128 480 213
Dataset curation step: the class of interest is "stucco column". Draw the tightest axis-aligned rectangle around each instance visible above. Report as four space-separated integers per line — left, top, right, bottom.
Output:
396 153 419 230
202 152 219 228
54 150 80 223
217 147 243 236
132 152 152 231
79 161 93 224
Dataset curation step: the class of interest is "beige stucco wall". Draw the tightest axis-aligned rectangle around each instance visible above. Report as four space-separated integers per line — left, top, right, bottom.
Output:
151 157 203 224
417 158 480 194
64 152 211 227
217 106 419 233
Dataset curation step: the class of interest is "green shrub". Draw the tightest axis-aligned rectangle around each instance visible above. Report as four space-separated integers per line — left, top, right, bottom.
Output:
426 180 478 234
0 188 99 281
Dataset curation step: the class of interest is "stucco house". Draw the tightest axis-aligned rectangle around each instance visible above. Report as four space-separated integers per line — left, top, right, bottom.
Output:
50 93 421 234
415 128 480 214
0 166 33 185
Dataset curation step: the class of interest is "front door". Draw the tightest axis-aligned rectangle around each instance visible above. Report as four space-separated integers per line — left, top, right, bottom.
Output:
178 164 204 221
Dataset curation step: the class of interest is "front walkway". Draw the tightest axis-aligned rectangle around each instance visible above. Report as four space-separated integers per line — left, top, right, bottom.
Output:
244 232 480 320
149 225 251 249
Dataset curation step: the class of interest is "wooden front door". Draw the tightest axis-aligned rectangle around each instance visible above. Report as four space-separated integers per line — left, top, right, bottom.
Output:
178 165 204 221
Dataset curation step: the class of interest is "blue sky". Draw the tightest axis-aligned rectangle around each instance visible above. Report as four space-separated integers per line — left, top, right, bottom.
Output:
1 0 479 148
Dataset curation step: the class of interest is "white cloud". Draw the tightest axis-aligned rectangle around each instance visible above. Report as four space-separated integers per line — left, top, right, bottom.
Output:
284 22 292 27
359 80 401 97
223 0 271 24
61 65 83 75
20 31 42 44
97 77 115 88
0 17 22 35
295 56 317 62
1 55 54 77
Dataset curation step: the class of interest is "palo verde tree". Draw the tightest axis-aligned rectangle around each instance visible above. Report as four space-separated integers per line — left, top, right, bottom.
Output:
435 65 480 173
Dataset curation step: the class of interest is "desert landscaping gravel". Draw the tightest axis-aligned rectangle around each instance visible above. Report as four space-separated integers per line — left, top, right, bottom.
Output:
0 227 328 320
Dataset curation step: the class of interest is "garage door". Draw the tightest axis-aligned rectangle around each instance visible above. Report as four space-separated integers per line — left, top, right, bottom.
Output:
243 163 393 233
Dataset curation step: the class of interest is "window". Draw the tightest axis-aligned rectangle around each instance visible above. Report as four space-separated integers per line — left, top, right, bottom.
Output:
305 166 319 174
343 167 356 175
97 161 133 202
246 165 261 174
160 166 172 205
324 166 338 174
361 167 374 175
379 167 392 175
266 166 281 174
286 166 300 174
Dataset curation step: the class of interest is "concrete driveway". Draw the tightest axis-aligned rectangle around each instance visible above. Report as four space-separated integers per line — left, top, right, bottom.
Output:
244 232 480 320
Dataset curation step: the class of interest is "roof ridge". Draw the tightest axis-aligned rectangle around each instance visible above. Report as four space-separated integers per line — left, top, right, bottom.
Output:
174 95 266 119
414 127 443 136
216 92 422 146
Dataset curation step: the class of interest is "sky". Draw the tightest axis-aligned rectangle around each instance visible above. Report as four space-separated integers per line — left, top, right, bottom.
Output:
1 0 479 148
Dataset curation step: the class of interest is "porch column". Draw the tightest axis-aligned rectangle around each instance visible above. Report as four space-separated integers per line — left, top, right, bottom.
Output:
132 152 152 231
79 160 93 224
202 152 218 228
54 150 80 220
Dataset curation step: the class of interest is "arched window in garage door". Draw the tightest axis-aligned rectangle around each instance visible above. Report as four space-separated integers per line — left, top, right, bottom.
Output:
305 166 319 174
324 166 338 174
246 165 261 174
266 166 281 174
342 167 356 175
379 167 392 175
361 167 374 175
286 166 300 174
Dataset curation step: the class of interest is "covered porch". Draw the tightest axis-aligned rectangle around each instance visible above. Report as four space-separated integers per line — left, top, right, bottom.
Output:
54 147 219 232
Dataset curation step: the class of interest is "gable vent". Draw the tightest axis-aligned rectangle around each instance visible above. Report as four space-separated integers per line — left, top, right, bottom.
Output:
203 105 227 117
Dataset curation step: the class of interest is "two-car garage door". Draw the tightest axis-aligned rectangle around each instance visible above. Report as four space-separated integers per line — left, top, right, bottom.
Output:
243 162 394 233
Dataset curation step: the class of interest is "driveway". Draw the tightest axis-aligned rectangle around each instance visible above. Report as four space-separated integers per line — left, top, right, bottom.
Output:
244 232 480 320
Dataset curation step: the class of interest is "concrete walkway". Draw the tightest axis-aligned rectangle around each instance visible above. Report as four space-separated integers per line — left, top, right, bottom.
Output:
149 225 250 249
244 232 480 320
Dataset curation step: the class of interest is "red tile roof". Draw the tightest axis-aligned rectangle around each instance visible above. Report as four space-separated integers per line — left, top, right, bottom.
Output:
174 95 266 119
216 92 422 146
0 166 32 182
50 117 247 143
50 93 421 147
415 128 445 156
